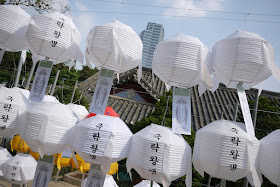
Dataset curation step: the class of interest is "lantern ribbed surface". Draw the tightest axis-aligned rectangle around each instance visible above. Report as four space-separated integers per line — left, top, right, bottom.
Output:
210 30 273 89
72 114 132 174
85 20 143 73
0 154 37 185
126 124 192 187
67 103 89 121
193 120 260 183
0 5 30 51
258 129 280 186
26 11 83 64
0 87 29 137
152 33 209 89
20 102 76 157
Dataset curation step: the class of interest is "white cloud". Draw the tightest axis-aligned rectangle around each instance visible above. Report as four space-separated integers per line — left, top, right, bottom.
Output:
159 0 224 17
75 14 95 38
74 1 88 12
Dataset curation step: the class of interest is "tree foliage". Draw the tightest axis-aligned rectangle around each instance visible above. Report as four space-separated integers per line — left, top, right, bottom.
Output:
0 0 70 13
0 51 94 108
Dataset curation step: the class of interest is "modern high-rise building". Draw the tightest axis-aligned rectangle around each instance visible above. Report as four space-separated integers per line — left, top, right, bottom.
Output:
140 22 164 69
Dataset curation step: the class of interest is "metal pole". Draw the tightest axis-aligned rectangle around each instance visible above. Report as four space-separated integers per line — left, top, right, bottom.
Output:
70 80 78 103
252 91 259 129
55 169 60 183
243 90 259 187
207 176 212 187
25 62 36 90
150 181 153 187
50 70 60 96
14 53 25 87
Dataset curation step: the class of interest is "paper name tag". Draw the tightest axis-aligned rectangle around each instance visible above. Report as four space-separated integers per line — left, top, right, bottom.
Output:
237 85 255 136
85 164 106 187
89 69 114 115
29 61 53 102
172 87 191 135
32 155 54 187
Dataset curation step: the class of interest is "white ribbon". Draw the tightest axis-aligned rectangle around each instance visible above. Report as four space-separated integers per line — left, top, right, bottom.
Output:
20 50 27 65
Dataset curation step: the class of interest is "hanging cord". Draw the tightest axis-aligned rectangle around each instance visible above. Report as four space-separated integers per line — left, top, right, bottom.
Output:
161 96 171 126
243 13 250 29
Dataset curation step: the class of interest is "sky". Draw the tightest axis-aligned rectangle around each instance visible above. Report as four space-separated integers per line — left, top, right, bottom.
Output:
28 0 280 93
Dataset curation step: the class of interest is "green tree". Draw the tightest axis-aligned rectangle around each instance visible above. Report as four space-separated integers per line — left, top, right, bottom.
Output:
0 0 70 13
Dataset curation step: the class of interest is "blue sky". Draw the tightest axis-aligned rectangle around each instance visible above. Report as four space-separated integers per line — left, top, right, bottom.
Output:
55 0 280 92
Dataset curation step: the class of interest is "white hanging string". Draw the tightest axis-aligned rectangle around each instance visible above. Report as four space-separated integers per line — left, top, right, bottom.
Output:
161 95 171 126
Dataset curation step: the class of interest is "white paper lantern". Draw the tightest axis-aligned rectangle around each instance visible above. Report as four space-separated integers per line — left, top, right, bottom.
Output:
152 33 212 90
42 95 60 103
210 30 275 89
26 11 83 66
0 154 37 185
9 88 59 103
193 120 261 186
20 102 76 157
0 87 29 137
81 174 119 187
0 5 30 52
0 147 12 176
258 129 280 186
72 114 132 174
85 20 143 73
134 180 161 187
126 124 192 187
67 103 89 121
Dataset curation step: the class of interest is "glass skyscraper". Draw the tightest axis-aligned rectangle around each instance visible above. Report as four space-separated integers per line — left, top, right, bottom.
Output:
140 22 164 69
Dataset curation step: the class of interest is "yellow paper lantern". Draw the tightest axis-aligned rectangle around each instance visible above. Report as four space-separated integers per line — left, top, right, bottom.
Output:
70 154 90 173
28 148 39 161
54 153 71 171
11 135 29 153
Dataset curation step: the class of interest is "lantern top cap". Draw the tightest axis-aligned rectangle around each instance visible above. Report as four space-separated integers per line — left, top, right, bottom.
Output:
163 33 207 47
198 120 248 135
0 5 30 19
260 129 280 142
222 30 265 41
100 20 134 31
31 11 78 31
78 114 132 134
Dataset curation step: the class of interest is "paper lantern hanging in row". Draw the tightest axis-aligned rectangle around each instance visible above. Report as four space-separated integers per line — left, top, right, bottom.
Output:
126 124 192 187
0 5 30 61
85 20 143 73
0 147 12 176
152 33 212 92
193 120 261 186
81 174 119 187
0 154 37 185
258 129 280 186
26 11 84 67
210 30 277 90
72 114 133 174
0 87 29 137
20 102 77 157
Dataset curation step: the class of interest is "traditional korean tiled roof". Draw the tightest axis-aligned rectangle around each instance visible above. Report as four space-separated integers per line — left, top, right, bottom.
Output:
78 69 280 130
